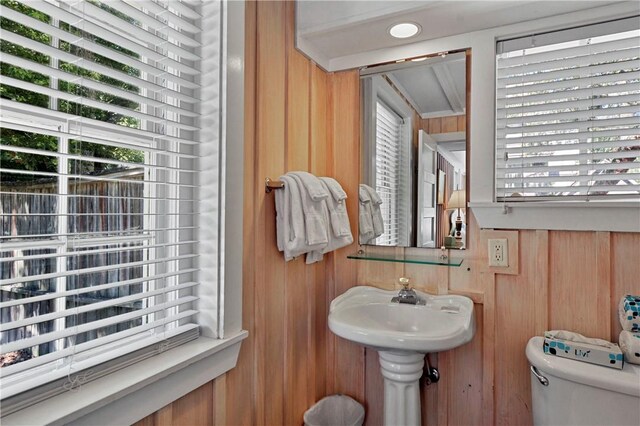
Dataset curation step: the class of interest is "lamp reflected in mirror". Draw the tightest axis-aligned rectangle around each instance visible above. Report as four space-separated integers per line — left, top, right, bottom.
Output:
446 189 466 249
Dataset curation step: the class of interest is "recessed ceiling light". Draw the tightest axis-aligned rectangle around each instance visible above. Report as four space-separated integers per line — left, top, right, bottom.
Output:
389 22 421 39
411 57 427 62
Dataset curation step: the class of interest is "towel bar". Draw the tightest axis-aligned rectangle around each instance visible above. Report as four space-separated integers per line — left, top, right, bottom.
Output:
265 177 285 193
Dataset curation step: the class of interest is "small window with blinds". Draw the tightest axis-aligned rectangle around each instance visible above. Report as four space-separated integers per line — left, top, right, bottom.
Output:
495 18 640 201
375 100 403 246
0 0 216 412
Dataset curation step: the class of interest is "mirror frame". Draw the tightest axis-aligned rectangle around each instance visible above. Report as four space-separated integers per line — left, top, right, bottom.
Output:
357 48 471 250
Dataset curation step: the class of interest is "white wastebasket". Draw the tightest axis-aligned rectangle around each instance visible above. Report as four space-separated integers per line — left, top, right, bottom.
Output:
303 395 365 426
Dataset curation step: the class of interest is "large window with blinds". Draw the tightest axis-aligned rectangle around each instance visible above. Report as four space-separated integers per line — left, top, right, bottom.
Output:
375 98 410 246
0 0 220 412
495 17 640 201
375 100 404 246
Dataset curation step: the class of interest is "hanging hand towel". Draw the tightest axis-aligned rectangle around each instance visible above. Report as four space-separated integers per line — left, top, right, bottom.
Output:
289 171 328 201
289 172 329 247
619 330 640 365
275 175 325 261
319 177 352 238
619 295 640 332
318 178 353 254
358 186 375 244
361 184 384 238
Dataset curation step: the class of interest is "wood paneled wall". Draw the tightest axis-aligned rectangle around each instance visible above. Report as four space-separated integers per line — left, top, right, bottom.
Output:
138 1 362 425
136 3 640 425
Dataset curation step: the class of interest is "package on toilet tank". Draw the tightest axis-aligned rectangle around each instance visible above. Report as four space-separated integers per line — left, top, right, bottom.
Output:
543 332 624 370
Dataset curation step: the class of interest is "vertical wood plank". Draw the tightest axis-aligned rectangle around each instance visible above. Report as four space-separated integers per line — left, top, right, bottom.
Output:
494 231 537 425
422 352 439 426
132 414 155 426
359 246 405 289
429 117 442 133
364 349 384 426
329 70 365 402
596 232 612 340
256 2 286 424
284 2 311 423
549 232 608 339
611 232 640 340
310 64 328 175
447 308 483 426
436 351 449 426
213 375 226 426
533 230 549 336
310 62 329 402
441 116 458 133
155 405 173 426
171 382 213 426
482 273 496 426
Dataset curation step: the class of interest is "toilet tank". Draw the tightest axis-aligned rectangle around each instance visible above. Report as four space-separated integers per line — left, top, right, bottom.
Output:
526 336 640 426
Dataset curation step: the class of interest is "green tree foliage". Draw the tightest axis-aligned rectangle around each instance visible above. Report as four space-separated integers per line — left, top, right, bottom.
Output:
1 0 144 182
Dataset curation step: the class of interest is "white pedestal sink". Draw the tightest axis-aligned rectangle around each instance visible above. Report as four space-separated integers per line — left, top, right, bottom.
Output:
328 286 475 426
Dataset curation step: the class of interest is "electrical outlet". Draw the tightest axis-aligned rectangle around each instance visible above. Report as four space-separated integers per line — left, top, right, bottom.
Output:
488 238 509 267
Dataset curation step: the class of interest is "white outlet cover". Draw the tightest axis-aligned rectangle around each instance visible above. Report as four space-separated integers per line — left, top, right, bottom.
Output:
488 238 509 267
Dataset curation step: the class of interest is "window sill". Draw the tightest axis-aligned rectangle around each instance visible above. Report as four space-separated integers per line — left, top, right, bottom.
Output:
2 331 248 426
470 201 640 232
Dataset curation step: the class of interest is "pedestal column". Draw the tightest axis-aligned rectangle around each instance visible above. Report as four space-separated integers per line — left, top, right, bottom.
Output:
378 350 425 426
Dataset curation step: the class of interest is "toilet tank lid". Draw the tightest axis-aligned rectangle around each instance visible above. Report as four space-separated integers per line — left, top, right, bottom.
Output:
526 336 640 398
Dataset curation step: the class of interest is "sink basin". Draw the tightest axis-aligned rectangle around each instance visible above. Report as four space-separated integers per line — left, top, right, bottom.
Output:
329 286 475 353
328 285 476 426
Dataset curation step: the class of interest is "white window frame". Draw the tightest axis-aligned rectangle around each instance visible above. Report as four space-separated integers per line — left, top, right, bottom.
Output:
332 2 640 232
1 2 246 425
361 74 413 245
494 20 639 201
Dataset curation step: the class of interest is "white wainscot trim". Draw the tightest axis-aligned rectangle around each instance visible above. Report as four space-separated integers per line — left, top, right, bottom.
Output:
470 203 640 233
3 331 248 426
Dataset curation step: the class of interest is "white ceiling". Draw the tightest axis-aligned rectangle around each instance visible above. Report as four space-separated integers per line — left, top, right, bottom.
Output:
385 54 466 118
296 1 628 69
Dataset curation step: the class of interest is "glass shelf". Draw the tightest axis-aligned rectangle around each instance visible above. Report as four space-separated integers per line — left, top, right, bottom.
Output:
347 251 464 267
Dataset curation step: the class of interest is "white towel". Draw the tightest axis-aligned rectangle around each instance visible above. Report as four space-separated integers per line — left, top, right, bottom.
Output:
289 172 329 248
289 171 328 201
619 330 640 365
275 175 325 261
358 186 375 244
545 330 617 349
362 184 384 238
619 295 640 332
318 179 353 253
320 177 347 203
319 177 351 238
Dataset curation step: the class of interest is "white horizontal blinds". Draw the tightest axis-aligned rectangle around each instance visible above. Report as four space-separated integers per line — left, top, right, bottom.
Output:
496 20 640 200
375 100 402 245
0 0 210 403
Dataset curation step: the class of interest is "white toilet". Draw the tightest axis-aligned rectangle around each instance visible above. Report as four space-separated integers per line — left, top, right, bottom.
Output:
526 336 640 426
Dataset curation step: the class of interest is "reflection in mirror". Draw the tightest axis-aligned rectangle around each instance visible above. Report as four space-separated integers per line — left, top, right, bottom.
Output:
359 51 467 249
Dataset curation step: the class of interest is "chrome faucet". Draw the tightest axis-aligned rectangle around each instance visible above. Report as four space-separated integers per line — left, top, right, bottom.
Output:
391 278 426 305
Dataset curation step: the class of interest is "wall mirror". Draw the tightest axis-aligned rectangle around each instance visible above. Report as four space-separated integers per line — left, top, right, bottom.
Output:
360 51 468 249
